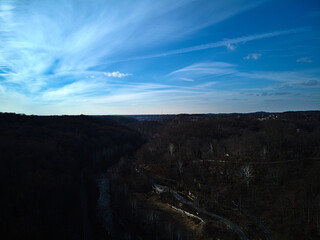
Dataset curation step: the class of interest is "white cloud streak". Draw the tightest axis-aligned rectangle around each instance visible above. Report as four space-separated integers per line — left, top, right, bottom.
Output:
104 71 131 78
236 71 320 84
116 27 307 63
180 78 194 82
156 28 306 57
169 61 320 92
169 62 236 79
42 80 105 100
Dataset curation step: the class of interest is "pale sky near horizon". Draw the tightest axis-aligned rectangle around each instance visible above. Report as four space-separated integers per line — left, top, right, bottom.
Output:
0 0 319 115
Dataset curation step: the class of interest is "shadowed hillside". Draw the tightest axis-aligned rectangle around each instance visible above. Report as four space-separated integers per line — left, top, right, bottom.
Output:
0 113 143 240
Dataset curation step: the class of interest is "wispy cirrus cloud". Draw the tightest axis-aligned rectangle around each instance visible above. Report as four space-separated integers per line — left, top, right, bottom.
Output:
103 71 131 78
0 0 271 115
179 78 195 82
157 28 306 57
226 43 237 51
42 80 106 100
296 57 312 63
116 27 308 62
236 71 320 85
301 80 318 86
244 53 262 60
169 62 236 79
195 81 218 88
0 0 318 114
0 0 264 90
169 61 320 94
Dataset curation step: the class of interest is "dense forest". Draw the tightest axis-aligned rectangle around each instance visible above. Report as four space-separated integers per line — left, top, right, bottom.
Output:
108 112 320 239
0 113 143 240
0 112 319 239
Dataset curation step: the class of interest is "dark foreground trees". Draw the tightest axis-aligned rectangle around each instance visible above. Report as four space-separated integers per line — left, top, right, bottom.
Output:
0 113 143 240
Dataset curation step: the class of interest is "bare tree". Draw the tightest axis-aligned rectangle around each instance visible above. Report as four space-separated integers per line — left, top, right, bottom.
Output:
176 159 184 184
209 143 214 153
169 143 175 157
177 160 183 174
131 198 137 216
241 164 254 188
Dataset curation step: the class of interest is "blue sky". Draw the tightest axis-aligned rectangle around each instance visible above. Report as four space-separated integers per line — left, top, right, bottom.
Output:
0 0 319 114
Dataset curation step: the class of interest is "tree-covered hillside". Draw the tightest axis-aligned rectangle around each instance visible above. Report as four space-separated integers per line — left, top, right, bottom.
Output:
112 112 320 239
0 113 143 240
